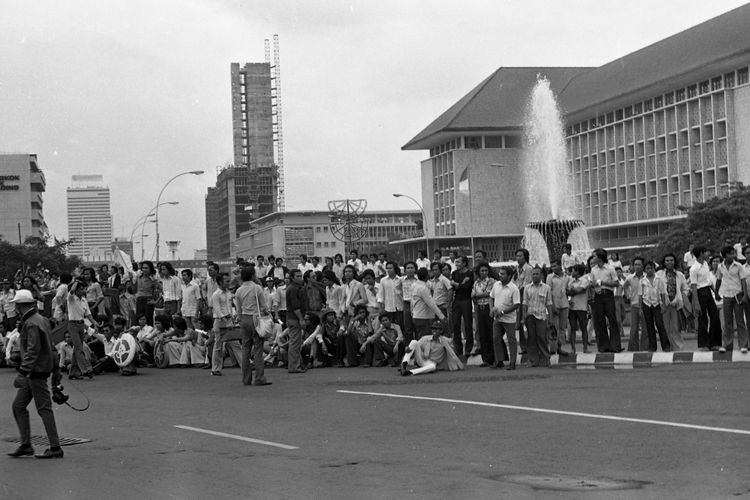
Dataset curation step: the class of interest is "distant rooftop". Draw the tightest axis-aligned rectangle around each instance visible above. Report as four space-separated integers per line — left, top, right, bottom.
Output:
69 174 107 189
404 4 750 150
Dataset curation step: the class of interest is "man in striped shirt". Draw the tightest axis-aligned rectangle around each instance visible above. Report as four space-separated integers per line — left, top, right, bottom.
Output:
522 266 553 367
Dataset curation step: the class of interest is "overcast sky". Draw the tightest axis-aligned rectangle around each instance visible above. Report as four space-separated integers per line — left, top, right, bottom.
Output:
0 0 746 258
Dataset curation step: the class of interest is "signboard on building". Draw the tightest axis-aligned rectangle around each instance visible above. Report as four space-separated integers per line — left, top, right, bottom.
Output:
0 175 20 191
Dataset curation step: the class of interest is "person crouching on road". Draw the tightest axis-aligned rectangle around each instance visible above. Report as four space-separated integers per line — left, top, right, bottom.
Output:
8 289 64 459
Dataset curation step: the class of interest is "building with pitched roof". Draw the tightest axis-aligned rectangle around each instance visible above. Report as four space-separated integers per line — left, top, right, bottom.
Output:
399 4 750 259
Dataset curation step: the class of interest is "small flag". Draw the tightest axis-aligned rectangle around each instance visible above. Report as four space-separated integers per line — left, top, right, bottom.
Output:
458 168 469 194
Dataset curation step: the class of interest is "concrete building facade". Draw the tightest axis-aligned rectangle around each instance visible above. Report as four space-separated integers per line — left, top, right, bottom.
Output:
206 61 279 260
234 210 420 267
402 5 750 254
0 154 47 243
67 174 113 259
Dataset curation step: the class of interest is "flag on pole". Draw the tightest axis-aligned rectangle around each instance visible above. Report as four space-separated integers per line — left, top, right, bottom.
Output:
458 168 470 194
114 248 135 275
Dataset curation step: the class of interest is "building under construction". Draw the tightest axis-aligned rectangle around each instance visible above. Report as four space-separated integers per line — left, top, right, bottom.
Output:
205 36 285 260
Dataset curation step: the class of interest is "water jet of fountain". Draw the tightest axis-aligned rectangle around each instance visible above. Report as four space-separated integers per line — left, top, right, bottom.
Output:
521 76 591 265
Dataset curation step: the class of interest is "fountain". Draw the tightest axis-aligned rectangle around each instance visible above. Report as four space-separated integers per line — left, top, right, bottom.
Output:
521 77 591 265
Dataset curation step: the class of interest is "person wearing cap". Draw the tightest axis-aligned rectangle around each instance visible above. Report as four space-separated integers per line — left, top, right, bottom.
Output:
8 289 64 459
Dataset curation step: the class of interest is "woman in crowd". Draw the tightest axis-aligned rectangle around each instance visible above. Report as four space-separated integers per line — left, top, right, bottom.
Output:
20 275 44 311
472 262 496 366
332 253 345 281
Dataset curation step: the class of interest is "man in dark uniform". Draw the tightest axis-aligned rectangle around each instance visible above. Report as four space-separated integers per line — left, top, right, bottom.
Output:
8 289 63 459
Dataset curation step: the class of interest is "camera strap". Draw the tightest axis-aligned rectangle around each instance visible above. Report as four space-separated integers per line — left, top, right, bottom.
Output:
63 382 91 412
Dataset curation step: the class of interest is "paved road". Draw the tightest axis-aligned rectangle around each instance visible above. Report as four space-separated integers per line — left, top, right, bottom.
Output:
1 362 749 499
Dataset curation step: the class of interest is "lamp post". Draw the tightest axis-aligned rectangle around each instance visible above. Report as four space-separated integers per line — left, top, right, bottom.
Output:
393 193 429 259
154 171 204 261
130 201 179 258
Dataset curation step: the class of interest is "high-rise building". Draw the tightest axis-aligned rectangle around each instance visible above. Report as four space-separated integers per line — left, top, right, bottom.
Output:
67 175 113 260
399 5 750 257
206 38 283 260
0 153 47 243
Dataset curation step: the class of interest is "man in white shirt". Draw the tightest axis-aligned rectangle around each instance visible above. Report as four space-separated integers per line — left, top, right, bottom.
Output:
377 261 403 324
683 244 696 270
546 259 571 356
734 237 747 263
347 250 364 273
310 256 324 273
689 245 722 350
159 262 182 317
715 245 749 353
180 269 202 330
589 248 622 353
640 261 670 352
490 266 520 370
566 264 590 353
622 258 647 351
255 255 269 280
561 243 579 274
297 254 314 274
416 250 430 270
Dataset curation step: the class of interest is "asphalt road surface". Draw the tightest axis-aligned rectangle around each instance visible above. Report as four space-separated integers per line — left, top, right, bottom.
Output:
1 362 749 499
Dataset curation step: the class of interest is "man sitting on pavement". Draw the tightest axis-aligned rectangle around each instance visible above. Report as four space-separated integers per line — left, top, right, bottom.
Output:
400 327 464 376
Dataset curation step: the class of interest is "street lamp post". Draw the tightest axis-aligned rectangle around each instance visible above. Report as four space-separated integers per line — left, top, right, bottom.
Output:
154 171 204 261
393 193 429 259
130 201 179 260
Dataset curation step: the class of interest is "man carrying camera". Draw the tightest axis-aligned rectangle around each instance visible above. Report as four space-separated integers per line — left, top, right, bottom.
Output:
7 289 63 459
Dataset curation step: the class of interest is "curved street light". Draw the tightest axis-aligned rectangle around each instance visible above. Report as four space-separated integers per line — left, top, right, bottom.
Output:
393 193 429 258
129 201 179 246
154 170 204 261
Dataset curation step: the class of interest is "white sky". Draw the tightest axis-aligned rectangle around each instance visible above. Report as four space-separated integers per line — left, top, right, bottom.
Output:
0 0 747 258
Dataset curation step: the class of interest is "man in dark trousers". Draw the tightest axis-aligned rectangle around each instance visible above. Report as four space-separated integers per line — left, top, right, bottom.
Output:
8 289 63 459
450 256 474 358
285 269 309 373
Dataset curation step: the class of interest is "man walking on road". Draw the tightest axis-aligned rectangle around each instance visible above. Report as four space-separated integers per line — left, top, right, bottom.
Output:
8 289 63 459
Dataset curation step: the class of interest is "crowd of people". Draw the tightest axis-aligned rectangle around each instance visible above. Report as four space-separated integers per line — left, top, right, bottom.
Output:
2 241 749 386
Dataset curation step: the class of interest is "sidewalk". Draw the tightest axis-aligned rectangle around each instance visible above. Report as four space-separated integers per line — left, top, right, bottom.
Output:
466 328 750 367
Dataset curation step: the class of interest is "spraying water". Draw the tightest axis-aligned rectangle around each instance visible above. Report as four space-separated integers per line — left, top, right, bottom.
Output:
522 76 571 221
521 76 591 264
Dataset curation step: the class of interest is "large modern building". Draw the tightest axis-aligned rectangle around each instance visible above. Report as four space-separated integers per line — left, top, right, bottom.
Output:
0 154 47 243
67 174 113 260
205 54 282 260
400 5 750 258
233 210 421 266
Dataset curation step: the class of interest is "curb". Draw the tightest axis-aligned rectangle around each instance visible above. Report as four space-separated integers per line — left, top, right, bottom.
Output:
466 350 750 367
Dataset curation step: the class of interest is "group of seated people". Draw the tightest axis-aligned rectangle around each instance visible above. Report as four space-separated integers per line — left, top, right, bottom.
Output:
261 304 463 376
1 308 464 379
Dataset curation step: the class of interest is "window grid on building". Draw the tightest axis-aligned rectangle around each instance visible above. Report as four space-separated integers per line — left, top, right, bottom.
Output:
565 66 747 227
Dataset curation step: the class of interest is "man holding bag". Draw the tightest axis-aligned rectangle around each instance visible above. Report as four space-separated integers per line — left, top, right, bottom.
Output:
234 267 272 386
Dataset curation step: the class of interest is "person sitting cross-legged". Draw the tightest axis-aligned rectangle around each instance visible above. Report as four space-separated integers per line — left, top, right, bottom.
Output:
360 313 403 367
400 329 464 376
162 316 206 367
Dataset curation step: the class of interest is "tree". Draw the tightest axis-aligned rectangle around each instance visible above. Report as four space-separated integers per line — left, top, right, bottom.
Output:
0 236 81 279
649 183 750 260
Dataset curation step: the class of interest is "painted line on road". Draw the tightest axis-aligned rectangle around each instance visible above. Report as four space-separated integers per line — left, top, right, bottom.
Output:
174 425 299 450
337 390 750 437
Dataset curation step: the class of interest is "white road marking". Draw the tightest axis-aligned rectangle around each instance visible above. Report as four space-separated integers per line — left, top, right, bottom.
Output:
338 390 750 436
174 425 299 450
